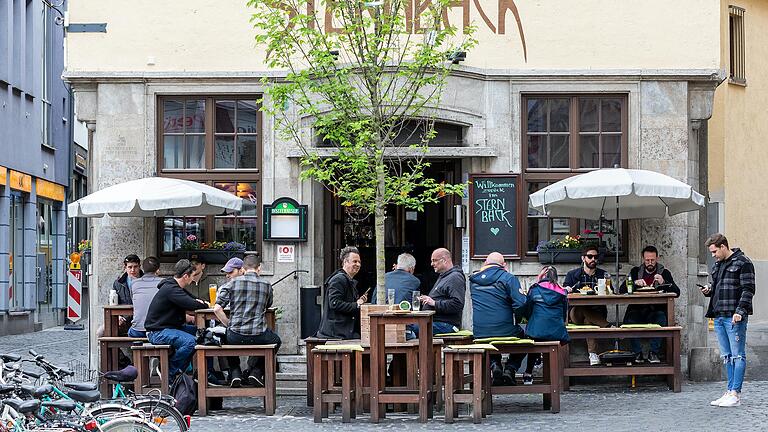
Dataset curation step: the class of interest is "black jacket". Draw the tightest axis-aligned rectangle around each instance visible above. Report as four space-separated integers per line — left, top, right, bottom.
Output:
618 264 680 319
144 278 207 331
563 266 608 315
423 266 466 328
113 271 143 305
705 248 756 318
316 270 361 340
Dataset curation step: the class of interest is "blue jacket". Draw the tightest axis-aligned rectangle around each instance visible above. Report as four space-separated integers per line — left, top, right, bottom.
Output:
372 269 421 305
521 281 570 343
468 264 526 338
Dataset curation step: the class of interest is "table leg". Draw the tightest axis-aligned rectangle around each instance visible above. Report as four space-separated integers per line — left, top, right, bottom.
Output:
667 298 675 326
418 317 433 422
543 349 551 411
355 351 364 415
313 353 324 422
562 343 571 391
341 353 352 423
471 355 482 424
672 331 681 392
196 351 208 416
369 319 382 423
549 346 561 413
434 345 443 412
265 349 276 415
444 352 454 424
306 341 316 407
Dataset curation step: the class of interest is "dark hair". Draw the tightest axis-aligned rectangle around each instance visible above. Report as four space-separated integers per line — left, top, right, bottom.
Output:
641 245 658 256
173 259 195 278
581 245 599 255
142 256 160 273
243 254 261 270
124 254 140 265
539 265 558 282
705 233 729 249
339 246 360 263
190 256 205 266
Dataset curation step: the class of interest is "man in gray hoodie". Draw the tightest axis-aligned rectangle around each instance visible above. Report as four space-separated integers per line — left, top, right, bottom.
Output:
414 248 466 335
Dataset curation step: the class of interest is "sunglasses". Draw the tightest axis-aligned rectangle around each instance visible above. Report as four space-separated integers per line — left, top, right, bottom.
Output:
584 254 599 260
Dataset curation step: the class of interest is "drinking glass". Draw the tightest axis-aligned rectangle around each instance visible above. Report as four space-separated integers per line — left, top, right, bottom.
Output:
387 289 395 306
411 291 421 311
208 284 218 304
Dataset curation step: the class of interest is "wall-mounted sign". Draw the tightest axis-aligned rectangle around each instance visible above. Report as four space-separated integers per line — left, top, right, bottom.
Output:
37 179 65 201
0 166 6 187
277 245 296 263
263 197 308 242
469 174 520 259
9 170 32 193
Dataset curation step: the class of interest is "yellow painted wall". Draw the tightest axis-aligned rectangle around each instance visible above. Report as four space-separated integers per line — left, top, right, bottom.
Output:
66 0 720 72
709 0 768 260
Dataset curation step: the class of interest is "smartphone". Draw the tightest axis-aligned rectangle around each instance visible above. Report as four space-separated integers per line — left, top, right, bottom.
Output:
696 283 707 289
362 287 372 298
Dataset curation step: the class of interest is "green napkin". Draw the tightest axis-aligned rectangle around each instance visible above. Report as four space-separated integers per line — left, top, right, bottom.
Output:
490 339 535 345
473 335 521 343
448 344 498 351
620 324 662 329
566 324 600 329
313 344 364 352
435 329 474 337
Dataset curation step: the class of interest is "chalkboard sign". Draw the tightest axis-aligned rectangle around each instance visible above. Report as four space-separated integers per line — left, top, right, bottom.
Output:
469 174 520 258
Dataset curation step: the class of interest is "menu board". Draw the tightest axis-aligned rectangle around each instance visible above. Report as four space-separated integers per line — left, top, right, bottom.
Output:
469 174 520 258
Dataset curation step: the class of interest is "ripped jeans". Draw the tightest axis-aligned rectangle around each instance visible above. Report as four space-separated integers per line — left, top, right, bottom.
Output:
713 316 748 392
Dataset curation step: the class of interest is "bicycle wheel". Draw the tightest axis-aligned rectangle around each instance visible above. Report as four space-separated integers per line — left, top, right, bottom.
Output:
133 399 188 432
99 417 161 432
86 403 144 423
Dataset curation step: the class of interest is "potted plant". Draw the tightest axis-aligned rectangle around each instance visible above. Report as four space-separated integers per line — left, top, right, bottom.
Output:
77 239 91 268
176 235 246 264
536 234 601 264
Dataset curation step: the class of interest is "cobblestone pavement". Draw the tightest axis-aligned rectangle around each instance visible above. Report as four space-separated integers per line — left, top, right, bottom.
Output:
1 324 767 431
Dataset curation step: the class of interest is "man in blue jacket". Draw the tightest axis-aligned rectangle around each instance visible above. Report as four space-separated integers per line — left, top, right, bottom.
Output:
469 252 527 385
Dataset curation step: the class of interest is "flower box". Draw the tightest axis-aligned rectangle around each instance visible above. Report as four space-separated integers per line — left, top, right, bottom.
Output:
176 250 245 264
537 248 583 264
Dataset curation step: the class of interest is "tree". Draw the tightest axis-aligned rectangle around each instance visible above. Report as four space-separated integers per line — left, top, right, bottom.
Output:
250 0 476 303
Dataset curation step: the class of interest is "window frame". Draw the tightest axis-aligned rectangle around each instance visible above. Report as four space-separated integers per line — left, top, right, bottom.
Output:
520 94 629 259
728 5 746 86
155 95 264 261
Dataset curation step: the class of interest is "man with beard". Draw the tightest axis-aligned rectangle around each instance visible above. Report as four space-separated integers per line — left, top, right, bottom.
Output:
618 245 680 364
563 245 609 365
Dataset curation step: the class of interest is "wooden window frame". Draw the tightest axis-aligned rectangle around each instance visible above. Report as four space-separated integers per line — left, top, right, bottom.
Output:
156 95 263 261
520 94 629 259
728 5 746 86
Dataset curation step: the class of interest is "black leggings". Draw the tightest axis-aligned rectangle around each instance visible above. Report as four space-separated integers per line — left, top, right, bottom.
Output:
225 329 282 373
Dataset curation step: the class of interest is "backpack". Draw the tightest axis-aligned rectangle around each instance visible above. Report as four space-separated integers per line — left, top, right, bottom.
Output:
170 373 197 415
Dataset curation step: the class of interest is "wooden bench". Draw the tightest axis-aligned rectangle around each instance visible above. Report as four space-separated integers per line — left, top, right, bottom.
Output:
304 337 339 407
194 344 277 416
443 346 490 424
98 336 147 396
312 346 359 423
484 341 562 414
563 326 682 392
131 344 171 395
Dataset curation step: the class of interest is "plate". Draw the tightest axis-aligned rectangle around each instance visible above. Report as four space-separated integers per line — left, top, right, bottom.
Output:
635 287 657 292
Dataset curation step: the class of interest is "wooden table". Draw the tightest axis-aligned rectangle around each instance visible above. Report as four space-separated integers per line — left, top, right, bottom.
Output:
567 292 677 325
194 307 277 331
369 310 434 423
102 305 134 337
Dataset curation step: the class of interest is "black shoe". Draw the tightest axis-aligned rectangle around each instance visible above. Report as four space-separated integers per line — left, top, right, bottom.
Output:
229 368 242 388
207 373 225 387
647 352 661 364
246 369 264 387
490 363 504 386
502 368 517 386
634 353 646 364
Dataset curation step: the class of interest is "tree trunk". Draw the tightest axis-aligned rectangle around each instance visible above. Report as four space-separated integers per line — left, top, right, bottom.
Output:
374 166 387 306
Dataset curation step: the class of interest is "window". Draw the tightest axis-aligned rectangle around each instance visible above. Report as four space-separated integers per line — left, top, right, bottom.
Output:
316 119 466 147
522 95 628 255
41 4 52 148
729 5 746 85
157 96 263 258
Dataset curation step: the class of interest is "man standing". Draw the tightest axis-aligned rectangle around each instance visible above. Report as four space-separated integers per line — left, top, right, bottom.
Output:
127 256 163 338
316 246 368 340
564 245 609 365
145 259 209 379
384 253 421 305
417 248 465 335
618 246 680 363
702 233 755 408
468 252 526 385
214 255 279 388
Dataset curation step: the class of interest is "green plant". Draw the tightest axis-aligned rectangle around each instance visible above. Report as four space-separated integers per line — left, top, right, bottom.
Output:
537 235 597 252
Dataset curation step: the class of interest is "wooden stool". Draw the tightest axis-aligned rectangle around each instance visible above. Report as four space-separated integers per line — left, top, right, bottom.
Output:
444 345 490 424
98 337 147 396
312 345 360 423
305 337 337 407
131 344 171 395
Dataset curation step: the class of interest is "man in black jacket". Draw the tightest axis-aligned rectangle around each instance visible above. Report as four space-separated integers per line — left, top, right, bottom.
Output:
111 254 143 336
618 245 680 364
316 246 368 340
145 259 208 378
415 248 466 336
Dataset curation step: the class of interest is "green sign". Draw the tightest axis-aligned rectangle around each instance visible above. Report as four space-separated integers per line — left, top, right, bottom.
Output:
263 197 308 242
270 201 300 215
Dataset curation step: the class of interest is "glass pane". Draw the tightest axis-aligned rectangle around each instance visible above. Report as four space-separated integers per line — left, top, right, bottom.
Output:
186 135 205 168
527 182 549 216
602 135 621 168
527 217 549 253
215 182 259 216
237 100 259 134
185 99 206 133
527 99 546 132
215 100 235 133
163 100 184 133
549 98 569 132
579 134 599 168
527 135 546 168
601 99 622 132
237 218 259 251
163 217 205 252
215 217 236 244
579 98 599 132
550 135 569 168
237 136 259 168
163 136 183 169
214 136 235 168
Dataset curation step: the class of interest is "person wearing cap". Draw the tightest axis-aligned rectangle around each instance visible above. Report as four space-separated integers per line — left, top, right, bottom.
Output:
216 257 245 304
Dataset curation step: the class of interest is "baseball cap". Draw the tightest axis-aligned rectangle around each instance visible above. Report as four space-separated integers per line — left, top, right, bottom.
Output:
221 257 244 273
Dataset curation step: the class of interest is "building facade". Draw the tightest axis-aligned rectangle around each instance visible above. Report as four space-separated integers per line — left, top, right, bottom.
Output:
65 0 723 371
0 0 72 334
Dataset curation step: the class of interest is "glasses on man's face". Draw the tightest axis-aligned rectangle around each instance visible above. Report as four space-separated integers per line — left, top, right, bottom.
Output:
584 254 599 260
430 258 444 263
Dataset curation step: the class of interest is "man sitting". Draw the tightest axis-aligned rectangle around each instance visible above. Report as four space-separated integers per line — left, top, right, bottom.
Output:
468 252 527 385
127 256 163 338
145 259 208 380
618 245 680 363
214 255 280 387
564 245 609 366
416 248 466 336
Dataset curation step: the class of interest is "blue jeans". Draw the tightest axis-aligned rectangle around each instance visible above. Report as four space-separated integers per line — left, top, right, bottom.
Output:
147 324 197 378
714 316 748 392
623 309 667 355
127 328 146 338
409 321 457 339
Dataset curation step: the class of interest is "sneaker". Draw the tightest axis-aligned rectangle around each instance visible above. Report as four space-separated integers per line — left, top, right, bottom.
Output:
229 368 242 388
247 373 264 387
149 357 161 378
718 393 741 407
647 352 661 364
710 392 730 406
207 373 225 387
634 353 646 364
589 353 601 366
490 363 504 386
523 373 533 385
502 368 517 386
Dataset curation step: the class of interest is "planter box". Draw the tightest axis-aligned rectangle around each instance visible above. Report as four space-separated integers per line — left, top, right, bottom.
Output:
537 248 583 264
176 250 245 264
360 304 406 345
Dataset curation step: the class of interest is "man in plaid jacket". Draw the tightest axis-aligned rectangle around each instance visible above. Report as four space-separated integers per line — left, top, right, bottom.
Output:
702 233 756 408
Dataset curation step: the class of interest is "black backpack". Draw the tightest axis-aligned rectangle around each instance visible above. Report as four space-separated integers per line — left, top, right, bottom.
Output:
170 373 197 415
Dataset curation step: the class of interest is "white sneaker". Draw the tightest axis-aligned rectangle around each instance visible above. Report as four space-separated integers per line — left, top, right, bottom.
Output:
150 357 161 378
718 393 741 407
710 392 729 406
589 353 601 366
